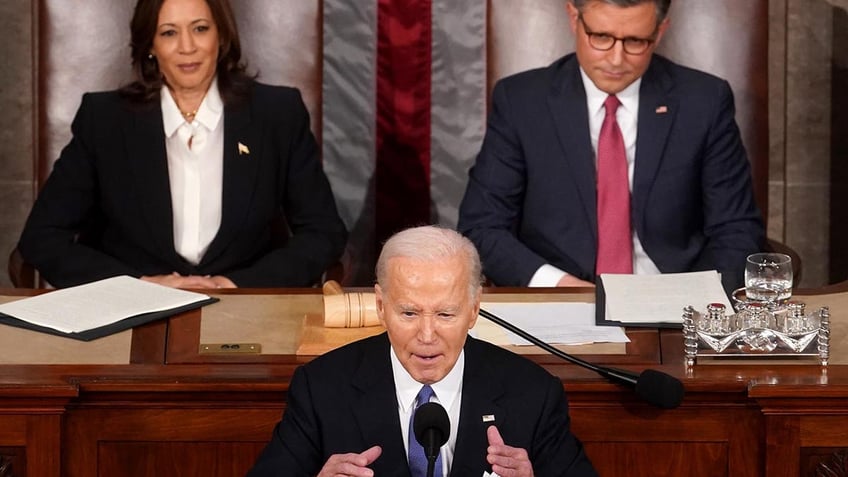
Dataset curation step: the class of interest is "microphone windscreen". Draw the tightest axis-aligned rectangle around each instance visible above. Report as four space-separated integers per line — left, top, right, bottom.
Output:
413 402 451 448
635 369 685 409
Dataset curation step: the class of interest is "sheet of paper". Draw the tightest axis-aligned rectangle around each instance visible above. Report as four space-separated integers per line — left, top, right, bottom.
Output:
473 302 629 345
601 271 732 324
0 275 211 333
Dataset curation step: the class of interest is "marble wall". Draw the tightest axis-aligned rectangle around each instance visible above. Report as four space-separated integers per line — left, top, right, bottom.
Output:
769 0 846 287
0 1 35 288
0 1 844 288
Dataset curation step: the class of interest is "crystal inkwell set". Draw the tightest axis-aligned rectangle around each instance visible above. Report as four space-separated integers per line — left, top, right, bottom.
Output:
683 253 830 366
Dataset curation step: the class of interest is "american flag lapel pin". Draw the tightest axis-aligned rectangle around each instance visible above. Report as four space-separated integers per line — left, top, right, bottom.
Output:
655 105 668 114
238 142 250 155
482 414 495 423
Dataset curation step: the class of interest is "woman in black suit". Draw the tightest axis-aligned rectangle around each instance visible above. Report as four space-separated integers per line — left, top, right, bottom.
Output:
18 0 347 289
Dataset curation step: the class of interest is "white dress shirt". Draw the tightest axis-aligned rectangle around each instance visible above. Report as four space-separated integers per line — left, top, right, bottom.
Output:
529 69 661 286
391 347 464 476
160 79 224 265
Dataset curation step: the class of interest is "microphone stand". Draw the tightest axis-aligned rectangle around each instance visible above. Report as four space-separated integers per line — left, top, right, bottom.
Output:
479 308 632 381
478 308 684 408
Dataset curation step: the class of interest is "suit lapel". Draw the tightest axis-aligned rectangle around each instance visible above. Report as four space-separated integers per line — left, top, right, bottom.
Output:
546 56 599 242
450 338 506 476
633 57 677 229
351 334 411 476
200 98 262 265
125 102 181 262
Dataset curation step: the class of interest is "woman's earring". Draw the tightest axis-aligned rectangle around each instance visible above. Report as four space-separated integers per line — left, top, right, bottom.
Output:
148 53 154 60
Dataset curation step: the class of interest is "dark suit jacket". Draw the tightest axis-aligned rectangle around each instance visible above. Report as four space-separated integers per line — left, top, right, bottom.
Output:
247 333 597 476
458 54 764 293
18 82 347 288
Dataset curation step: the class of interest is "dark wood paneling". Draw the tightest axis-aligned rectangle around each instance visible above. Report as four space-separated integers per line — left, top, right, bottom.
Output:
584 442 728 477
0 448 25 477
97 442 267 477
63 407 283 477
802 448 848 477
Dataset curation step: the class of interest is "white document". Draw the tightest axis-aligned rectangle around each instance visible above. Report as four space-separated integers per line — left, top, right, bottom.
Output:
601 270 731 324
473 302 629 346
0 275 211 334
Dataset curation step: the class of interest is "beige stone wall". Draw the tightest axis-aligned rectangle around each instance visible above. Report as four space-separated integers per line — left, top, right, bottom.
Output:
0 2 34 287
770 0 844 287
0 1 843 288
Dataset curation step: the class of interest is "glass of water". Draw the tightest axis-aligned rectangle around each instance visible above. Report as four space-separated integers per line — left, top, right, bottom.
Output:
745 253 793 304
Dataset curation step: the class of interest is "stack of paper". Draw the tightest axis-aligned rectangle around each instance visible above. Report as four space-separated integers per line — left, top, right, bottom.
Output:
597 271 731 327
474 302 629 346
0 275 217 341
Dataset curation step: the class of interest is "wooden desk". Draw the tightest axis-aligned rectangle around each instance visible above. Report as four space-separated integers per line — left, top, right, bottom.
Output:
0 288 846 476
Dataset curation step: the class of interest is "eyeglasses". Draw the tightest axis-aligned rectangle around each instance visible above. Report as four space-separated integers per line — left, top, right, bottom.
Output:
578 15 656 55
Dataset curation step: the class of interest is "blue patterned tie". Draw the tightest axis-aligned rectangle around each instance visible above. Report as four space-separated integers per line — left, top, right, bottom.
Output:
408 385 443 477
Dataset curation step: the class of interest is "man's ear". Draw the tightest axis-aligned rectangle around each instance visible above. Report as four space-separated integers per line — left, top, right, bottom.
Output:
653 17 671 47
468 292 481 330
375 284 387 327
566 1 580 34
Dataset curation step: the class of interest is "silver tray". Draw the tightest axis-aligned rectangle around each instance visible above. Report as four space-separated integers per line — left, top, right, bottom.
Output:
682 292 830 366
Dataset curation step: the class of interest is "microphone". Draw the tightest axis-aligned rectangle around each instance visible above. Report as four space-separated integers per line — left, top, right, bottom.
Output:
413 402 450 477
478 308 684 409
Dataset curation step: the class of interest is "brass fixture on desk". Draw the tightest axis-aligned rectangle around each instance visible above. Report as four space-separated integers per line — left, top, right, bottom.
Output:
199 343 262 354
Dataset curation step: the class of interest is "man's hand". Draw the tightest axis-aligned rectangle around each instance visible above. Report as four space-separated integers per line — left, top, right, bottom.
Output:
556 275 595 287
486 426 534 477
317 445 382 477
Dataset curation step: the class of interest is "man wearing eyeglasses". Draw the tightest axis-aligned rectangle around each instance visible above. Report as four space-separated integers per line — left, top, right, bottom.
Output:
458 0 764 293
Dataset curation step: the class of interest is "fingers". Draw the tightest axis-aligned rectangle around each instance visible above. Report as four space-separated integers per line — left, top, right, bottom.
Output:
317 446 382 477
175 275 220 289
556 275 596 287
208 275 237 289
139 273 220 289
487 425 505 446
360 445 383 463
140 273 190 288
487 426 534 477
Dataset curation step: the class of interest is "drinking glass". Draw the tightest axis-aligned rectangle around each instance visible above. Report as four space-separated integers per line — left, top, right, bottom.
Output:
745 253 793 304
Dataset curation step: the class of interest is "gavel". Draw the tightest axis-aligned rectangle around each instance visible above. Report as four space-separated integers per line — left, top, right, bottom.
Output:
322 280 380 328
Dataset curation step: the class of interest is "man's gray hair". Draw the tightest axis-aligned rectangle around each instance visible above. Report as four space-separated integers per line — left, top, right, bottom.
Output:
376 226 483 298
571 0 671 24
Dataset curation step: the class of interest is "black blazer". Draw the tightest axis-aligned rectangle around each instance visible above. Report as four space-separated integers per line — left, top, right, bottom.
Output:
247 333 597 476
19 82 347 287
458 54 764 292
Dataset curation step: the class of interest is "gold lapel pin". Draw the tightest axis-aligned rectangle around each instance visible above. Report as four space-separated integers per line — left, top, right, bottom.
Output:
238 142 250 155
655 105 668 114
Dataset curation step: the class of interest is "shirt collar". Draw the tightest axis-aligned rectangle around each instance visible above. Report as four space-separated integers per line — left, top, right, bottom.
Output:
391 346 465 414
160 77 224 137
579 67 641 118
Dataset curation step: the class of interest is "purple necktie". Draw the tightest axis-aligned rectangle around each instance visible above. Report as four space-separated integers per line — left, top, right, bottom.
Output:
596 94 633 274
408 385 443 477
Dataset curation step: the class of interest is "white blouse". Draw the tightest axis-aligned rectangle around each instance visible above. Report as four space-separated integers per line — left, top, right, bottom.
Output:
160 79 224 265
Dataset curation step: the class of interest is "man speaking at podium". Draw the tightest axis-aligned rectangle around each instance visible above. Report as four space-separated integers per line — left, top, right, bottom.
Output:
248 226 596 476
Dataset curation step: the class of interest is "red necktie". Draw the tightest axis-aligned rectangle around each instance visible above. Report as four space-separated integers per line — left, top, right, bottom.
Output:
596 95 633 274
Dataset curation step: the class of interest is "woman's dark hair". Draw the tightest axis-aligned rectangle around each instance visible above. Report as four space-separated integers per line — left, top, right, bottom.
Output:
120 0 254 104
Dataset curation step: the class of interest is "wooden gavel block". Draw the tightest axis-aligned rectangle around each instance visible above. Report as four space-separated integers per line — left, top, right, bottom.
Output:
322 280 380 328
